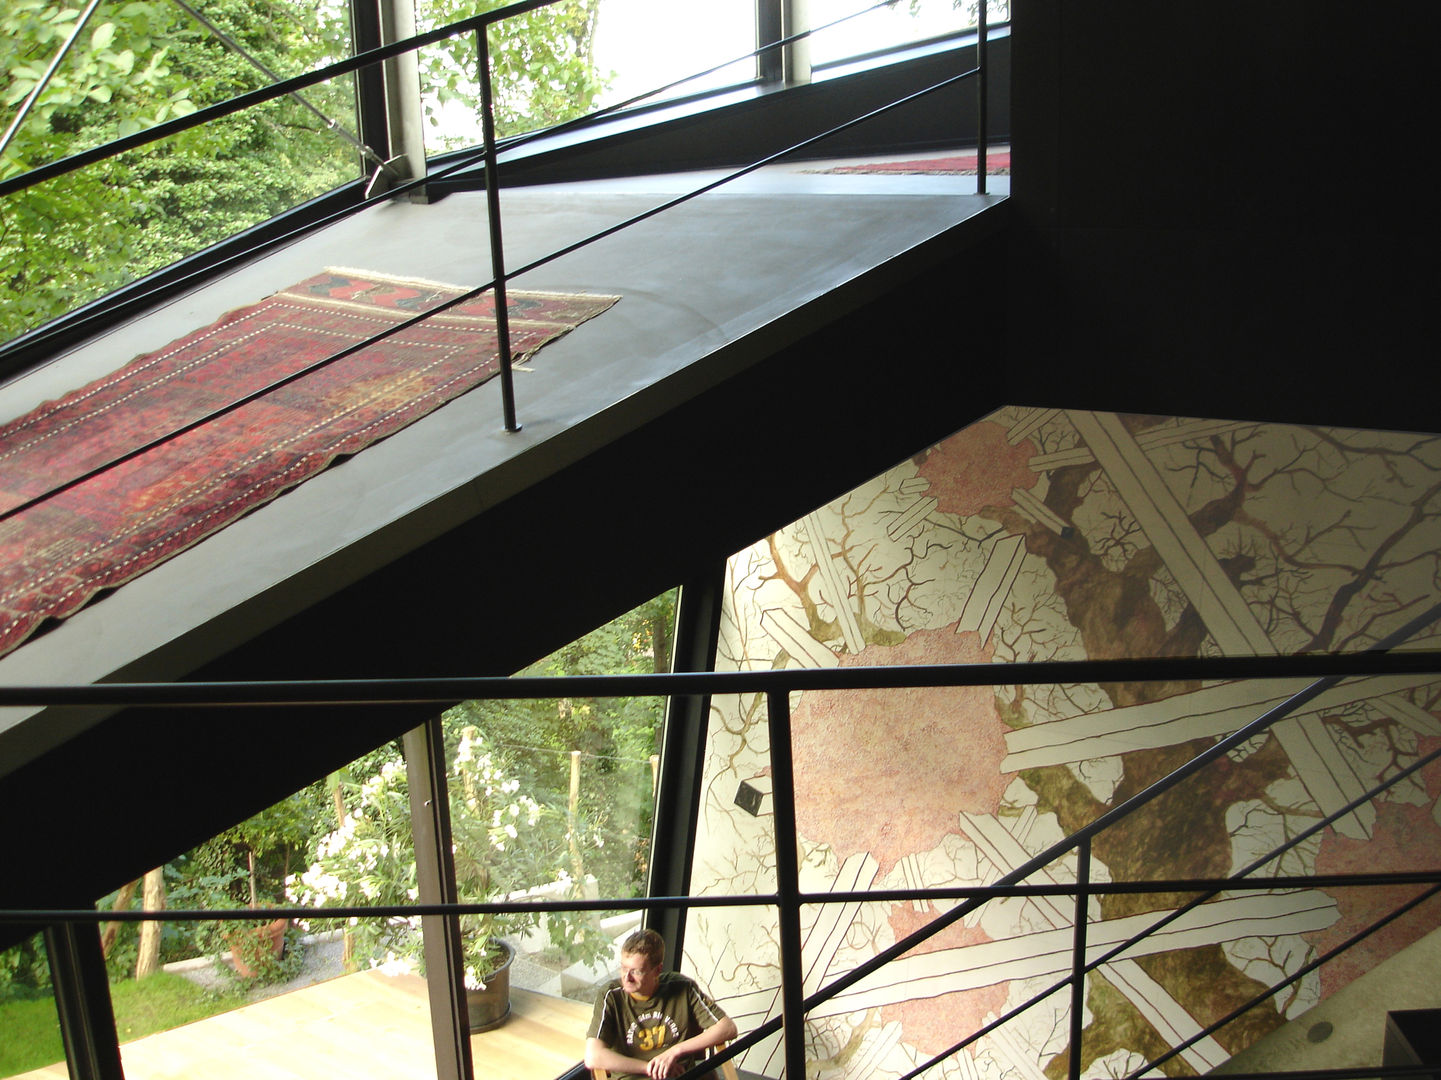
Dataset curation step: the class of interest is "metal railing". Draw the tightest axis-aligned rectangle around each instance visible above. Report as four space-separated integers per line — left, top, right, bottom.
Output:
16 6 1417 1080
3 601 1440 1080
0 0 1002 435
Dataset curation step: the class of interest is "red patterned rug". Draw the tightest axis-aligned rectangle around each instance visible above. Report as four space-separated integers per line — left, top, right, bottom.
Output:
0 269 618 658
809 150 1011 175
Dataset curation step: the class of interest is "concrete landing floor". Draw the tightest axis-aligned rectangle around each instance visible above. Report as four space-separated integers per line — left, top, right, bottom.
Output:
0 155 1005 771
1212 925 1441 1076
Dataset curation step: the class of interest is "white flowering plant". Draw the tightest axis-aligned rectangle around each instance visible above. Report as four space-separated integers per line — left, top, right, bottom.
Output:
289 724 607 986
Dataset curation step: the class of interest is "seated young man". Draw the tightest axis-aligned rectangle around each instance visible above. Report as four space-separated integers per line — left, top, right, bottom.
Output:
586 928 738 1078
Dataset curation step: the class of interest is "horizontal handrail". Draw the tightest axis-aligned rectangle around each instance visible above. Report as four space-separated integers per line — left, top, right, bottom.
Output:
6 869 1437 926
0 0 973 200
0 0 551 199
1 642 1437 707
5 606 1436 1076
0 0 975 370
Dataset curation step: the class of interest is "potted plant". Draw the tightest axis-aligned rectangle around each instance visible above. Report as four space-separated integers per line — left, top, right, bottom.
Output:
228 910 290 978
176 789 322 982
289 725 596 1028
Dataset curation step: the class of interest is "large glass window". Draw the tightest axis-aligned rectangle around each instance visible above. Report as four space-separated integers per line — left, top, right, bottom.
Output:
0 0 361 344
6 591 677 1079
807 0 1001 70
0 930 59 1079
428 587 677 999
591 0 757 109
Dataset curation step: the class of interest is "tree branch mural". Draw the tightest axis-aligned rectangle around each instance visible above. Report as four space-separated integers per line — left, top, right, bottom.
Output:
689 408 1441 1079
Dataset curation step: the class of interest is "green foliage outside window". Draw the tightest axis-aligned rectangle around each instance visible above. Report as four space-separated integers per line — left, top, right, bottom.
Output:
0 0 359 342
288 590 676 981
0 932 51 1003
415 0 607 144
442 587 675 901
73 589 676 996
0 0 609 342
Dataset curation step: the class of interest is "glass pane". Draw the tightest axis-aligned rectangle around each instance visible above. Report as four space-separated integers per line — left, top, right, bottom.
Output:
592 0 757 109
94 785 324 1078
91 760 432 1079
416 0 759 140
443 588 676 1003
808 0 992 69
0 929 59 1079
0 0 360 344
415 0 615 147
285 590 676 1077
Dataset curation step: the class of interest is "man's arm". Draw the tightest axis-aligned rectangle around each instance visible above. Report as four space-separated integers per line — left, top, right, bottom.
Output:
585 1036 652 1076
645 1016 739 1079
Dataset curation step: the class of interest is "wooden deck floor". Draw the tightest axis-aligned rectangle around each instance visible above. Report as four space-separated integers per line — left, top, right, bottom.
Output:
16 971 590 1080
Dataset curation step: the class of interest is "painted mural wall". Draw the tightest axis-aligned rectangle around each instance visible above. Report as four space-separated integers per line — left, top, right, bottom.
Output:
682 408 1441 1079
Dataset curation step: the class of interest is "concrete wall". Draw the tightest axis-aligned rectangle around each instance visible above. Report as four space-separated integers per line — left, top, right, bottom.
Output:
1004 0 1439 434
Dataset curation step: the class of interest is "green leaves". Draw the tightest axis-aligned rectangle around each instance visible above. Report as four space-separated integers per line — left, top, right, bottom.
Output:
0 0 607 341
414 0 607 141
90 19 116 50
1 0 360 342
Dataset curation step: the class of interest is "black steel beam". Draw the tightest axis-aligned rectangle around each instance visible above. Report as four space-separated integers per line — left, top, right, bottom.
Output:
404 719 474 1080
649 563 727 958
45 919 124 1080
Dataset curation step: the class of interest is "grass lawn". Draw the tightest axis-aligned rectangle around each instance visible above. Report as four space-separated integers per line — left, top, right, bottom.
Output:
0 972 245 1077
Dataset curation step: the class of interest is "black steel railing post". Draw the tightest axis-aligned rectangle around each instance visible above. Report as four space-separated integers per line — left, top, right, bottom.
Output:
766 688 808 1080
1068 836 1091 1080
976 0 988 194
476 25 520 433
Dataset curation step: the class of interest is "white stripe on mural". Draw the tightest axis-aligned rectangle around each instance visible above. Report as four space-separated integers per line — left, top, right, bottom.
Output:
1003 674 1438 769
808 889 1337 1018
958 534 1026 647
1010 487 1071 535
760 607 839 669
1007 407 1060 446
805 511 864 655
958 812 1229 1072
887 495 938 540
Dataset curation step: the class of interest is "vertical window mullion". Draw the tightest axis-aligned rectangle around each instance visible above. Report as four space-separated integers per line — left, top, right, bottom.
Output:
756 0 784 83
757 0 812 86
348 0 392 179
648 567 726 956
782 0 812 84
45 918 124 1080
404 717 473 1080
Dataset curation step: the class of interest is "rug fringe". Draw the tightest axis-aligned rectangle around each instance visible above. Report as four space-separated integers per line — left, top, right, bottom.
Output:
324 266 473 292
322 267 619 307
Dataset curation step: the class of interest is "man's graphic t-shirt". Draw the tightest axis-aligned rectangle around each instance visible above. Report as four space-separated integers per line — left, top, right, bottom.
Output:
587 971 729 1073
